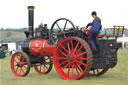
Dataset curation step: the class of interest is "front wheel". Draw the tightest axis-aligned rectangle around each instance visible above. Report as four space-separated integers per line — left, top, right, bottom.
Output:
10 52 31 77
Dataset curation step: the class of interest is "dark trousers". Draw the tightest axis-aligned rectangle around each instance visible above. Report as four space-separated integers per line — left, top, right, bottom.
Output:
89 31 99 50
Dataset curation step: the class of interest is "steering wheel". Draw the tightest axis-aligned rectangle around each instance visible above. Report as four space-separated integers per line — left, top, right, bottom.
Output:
50 18 76 44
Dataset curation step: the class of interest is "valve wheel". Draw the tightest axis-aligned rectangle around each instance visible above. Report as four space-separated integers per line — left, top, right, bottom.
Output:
50 18 76 44
87 68 109 76
34 56 53 74
10 52 31 77
54 37 93 80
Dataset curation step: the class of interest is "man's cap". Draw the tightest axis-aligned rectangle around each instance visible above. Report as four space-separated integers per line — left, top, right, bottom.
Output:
91 11 97 15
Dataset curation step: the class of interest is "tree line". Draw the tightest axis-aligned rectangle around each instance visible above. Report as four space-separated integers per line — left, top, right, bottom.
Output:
0 27 28 32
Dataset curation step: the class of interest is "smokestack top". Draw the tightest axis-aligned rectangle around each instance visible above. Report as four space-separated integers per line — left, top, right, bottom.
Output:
28 6 35 11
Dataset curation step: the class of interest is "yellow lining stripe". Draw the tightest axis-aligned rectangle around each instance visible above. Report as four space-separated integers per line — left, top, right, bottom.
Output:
28 8 34 11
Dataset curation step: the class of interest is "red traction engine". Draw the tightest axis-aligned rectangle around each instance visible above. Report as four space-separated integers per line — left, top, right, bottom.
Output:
10 6 122 80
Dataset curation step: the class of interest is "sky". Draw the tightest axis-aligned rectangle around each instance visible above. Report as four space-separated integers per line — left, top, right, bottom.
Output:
0 0 128 29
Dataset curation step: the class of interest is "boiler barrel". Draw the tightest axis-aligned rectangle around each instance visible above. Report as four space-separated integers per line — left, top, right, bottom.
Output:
29 39 56 56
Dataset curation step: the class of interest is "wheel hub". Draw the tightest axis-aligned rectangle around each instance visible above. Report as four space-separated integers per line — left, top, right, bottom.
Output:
68 56 74 61
17 62 25 67
17 62 20 67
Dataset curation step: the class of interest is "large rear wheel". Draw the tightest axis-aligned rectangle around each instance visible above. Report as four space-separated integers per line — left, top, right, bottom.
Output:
87 68 109 76
53 37 93 80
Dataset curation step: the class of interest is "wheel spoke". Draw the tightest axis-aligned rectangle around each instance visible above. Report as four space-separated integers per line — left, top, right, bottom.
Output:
23 62 27 65
75 45 83 55
59 50 68 57
21 67 25 74
40 65 42 71
22 57 25 62
76 63 83 73
67 63 71 76
60 44 69 54
73 42 79 54
71 64 74 77
15 66 19 72
77 58 88 60
62 62 70 71
44 65 49 70
93 70 95 74
71 39 74 53
56 57 67 60
77 52 87 57
56 23 61 31
74 64 80 76
59 60 68 66
19 68 22 74
76 60 87 66
43 65 45 72
67 41 71 54
97 69 99 74
87 68 109 76
23 65 27 70
16 56 20 61
64 20 68 29
14 60 18 63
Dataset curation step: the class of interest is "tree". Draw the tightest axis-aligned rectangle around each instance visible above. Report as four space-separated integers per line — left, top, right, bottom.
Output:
0 27 4 31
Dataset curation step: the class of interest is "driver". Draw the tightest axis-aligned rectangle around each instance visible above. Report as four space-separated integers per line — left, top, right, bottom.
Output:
86 11 102 51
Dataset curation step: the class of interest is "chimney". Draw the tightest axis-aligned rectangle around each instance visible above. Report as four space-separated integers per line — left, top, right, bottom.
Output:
28 6 34 38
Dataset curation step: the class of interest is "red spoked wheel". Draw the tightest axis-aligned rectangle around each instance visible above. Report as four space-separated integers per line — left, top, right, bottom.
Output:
54 37 93 80
34 56 53 74
10 52 31 77
87 68 109 76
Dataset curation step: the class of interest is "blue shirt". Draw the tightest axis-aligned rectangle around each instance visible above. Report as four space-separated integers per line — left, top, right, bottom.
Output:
86 21 102 32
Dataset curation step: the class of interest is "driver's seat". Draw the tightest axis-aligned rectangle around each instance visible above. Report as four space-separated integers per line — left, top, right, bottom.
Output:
81 27 104 39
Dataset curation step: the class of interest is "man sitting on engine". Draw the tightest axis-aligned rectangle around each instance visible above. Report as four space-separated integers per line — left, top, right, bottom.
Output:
86 11 102 51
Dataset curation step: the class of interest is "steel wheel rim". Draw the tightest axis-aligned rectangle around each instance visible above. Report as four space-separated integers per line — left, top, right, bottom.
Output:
34 56 53 74
10 52 30 77
54 37 90 80
87 68 109 76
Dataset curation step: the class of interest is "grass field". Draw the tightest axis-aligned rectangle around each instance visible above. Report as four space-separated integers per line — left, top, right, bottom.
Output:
0 49 128 85
0 31 25 40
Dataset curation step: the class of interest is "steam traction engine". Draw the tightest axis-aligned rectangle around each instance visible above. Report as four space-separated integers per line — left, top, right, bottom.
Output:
10 6 123 80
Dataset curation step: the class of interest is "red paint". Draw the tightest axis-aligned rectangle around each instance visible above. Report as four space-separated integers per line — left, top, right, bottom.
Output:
81 27 104 39
53 37 89 80
96 34 104 38
10 52 30 77
81 27 90 35
34 56 51 74
30 39 56 56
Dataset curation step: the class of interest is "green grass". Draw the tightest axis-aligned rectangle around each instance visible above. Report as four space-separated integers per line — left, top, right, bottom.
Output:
0 31 25 40
0 49 128 85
